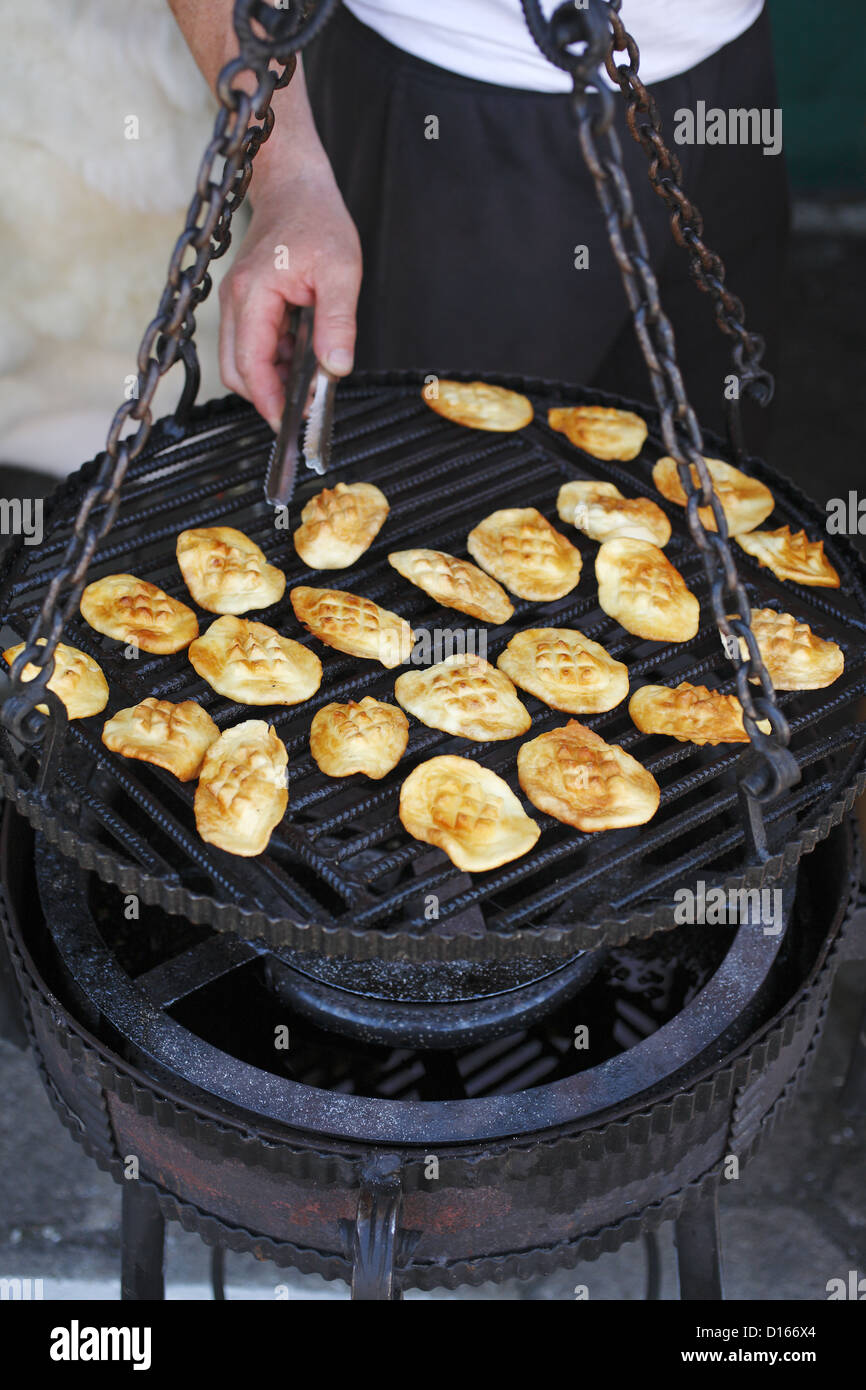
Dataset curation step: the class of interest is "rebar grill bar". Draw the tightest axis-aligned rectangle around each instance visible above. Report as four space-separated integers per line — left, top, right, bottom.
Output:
1 374 864 951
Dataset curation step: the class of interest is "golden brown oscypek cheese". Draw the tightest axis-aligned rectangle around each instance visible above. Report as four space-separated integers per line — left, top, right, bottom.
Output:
310 697 409 779
188 615 322 705
548 405 648 461
399 754 540 871
629 681 771 746
293 482 389 570
467 507 582 602
652 456 775 536
595 538 700 643
3 639 108 720
80 574 198 654
422 380 533 431
496 627 629 714
733 608 844 691
388 549 514 625
735 526 840 588
290 586 413 668
102 697 219 781
557 480 671 547
395 653 531 742
517 720 660 832
176 526 286 614
194 720 288 857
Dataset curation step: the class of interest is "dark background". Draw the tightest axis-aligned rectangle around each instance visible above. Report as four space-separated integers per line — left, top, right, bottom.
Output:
769 0 865 191
765 0 865 546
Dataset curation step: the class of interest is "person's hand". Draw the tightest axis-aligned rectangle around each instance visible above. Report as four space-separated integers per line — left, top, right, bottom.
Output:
218 167 362 430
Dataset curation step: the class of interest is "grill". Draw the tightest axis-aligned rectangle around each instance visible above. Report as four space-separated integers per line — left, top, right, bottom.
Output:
1 804 860 1298
3 0 865 1304
1 374 865 989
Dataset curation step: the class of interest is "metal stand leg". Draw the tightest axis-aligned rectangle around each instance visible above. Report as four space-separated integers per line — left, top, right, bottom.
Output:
675 1190 724 1301
211 1245 226 1300
644 1231 662 1301
840 995 866 1114
121 1183 165 1300
351 1154 403 1301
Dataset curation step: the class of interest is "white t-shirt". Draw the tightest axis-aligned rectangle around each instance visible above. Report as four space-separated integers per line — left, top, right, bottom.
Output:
342 0 764 92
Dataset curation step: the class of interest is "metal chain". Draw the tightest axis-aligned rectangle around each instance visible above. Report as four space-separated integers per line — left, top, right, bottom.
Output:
520 0 798 804
4 0 798 810
2 0 340 747
602 5 774 407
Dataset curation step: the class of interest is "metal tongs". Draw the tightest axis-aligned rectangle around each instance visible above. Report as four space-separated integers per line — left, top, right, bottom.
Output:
264 304 337 507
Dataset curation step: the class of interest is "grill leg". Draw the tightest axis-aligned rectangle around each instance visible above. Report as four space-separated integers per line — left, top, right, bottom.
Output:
675 1191 724 1301
211 1245 226 1300
840 994 866 1114
121 1184 165 1301
351 1154 403 1301
644 1231 662 1301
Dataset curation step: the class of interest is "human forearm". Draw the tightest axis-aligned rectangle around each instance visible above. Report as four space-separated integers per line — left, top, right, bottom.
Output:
168 0 363 423
167 0 333 191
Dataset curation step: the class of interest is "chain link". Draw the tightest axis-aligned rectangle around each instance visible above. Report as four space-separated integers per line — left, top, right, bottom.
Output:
5 0 798 809
2 0 339 747
603 5 774 406
520 0 798 804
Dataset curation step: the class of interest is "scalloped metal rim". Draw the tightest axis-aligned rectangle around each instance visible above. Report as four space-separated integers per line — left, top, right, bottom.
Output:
4 810 856 1155
5 862 845 1290
0 809 855 1291
4 764 865 964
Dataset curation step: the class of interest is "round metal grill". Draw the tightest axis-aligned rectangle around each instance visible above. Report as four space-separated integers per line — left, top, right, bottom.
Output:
1 372 864 964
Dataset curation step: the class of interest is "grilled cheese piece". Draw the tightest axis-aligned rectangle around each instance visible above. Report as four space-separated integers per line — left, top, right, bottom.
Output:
310 697 409 779
387 549 514 625
293 482 389 570
595 538 699 643
290 585 413 668
399 754 540 871
176 526 285 614
395 653 531 742
629 681 771 745
497 627 628 714
422 379 533 431
3 639 108 719
80 574 198 653
102 697 218 781
735 526 840 588
194 720 288 857
556 479 671 547
734 608 844 691
548 405 647 461
188 615 322 705
652 456 774 536
467 507 582 602
518 720 660 831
